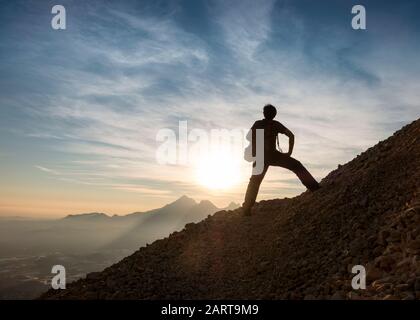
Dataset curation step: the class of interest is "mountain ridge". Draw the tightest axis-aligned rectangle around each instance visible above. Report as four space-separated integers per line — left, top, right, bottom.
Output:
62 196 238 221
41 119 420 300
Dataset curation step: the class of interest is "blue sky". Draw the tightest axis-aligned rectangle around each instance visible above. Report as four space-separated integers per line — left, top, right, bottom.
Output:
0 0 419 217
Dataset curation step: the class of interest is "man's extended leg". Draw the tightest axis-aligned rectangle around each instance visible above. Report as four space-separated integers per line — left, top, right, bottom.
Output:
270 152 319 191
242 165 268 215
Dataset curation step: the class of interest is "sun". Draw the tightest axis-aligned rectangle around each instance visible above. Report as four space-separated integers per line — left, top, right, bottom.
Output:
194 149 241 190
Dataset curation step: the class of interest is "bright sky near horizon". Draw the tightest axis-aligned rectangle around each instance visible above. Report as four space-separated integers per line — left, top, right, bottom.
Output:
0 0 419 217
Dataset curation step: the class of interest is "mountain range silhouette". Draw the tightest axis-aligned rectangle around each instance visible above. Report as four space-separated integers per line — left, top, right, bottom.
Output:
41 119 420 300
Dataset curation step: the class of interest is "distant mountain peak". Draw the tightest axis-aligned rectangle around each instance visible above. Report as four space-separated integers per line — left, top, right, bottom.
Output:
63 212 110 220
197 200 217 209
224 202 240 210
198 199 213 205
170 195 197 206
178 195 195 201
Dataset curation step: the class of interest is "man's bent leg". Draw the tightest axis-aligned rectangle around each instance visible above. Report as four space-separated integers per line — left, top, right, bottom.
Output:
271 154 319 191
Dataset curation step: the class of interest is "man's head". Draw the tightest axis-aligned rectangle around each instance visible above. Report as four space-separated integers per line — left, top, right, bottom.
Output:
263 104 277 120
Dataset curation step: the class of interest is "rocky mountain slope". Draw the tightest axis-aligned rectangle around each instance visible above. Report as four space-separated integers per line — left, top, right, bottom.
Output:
41 119 420 300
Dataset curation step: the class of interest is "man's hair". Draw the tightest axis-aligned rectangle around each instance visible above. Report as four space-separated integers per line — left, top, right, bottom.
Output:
263 104 277 120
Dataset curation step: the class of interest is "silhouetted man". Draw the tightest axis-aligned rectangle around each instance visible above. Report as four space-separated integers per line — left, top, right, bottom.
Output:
243 104 319 216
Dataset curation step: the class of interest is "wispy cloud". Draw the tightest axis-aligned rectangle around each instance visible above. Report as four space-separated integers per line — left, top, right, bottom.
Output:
211 0 276 59
35 166 60 175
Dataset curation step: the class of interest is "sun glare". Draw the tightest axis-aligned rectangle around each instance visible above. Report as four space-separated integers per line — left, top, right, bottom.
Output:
194 149 241 190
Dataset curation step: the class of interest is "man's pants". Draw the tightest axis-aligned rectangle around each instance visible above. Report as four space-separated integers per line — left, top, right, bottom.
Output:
243 152 319 210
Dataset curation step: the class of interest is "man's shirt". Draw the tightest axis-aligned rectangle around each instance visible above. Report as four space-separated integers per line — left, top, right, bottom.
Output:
248 119 287 155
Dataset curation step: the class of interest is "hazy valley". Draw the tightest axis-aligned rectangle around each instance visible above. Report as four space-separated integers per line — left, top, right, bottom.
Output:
0 196 239 299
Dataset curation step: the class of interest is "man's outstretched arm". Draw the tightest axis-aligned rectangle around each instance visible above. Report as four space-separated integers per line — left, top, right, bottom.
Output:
246 122 257 156
283 127 294 156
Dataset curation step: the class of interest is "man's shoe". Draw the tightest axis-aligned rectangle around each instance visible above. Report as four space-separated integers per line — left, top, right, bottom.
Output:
310 183 320 192
242 207 252 216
